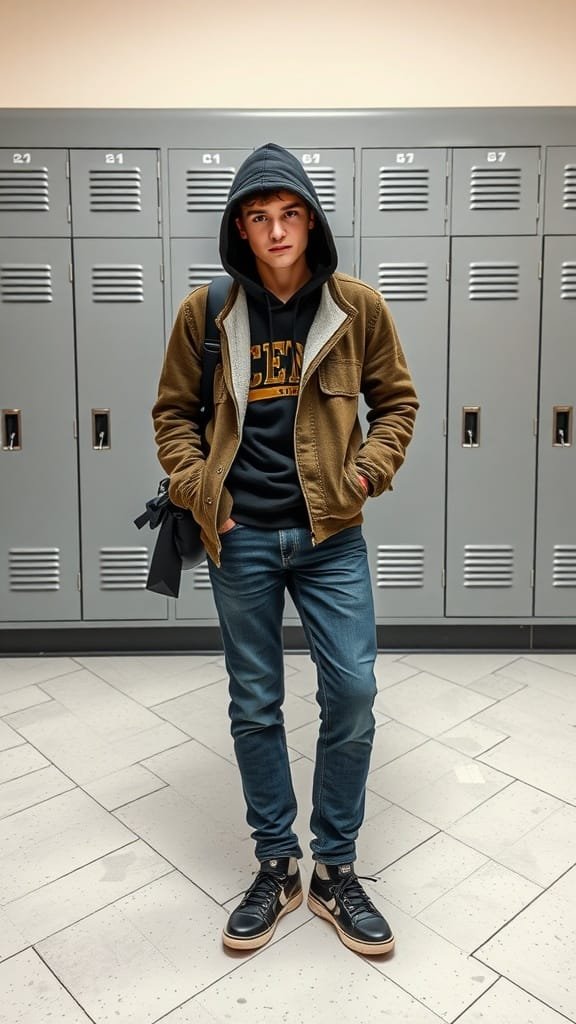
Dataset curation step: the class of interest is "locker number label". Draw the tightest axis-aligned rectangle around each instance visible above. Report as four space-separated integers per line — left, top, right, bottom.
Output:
12 153 32 163
487 151 507 162
202 153 221 164
396 152 415 164
302 153 321 164
105 153 124 164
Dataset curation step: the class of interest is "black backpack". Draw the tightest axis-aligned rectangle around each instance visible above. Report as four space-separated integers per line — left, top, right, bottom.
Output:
134 275 233 597
199 274 233 438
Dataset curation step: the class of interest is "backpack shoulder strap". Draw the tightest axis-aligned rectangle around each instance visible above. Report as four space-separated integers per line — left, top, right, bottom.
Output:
200 274 233 425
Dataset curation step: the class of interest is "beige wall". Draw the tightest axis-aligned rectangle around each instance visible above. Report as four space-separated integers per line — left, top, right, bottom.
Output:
0 0 574 108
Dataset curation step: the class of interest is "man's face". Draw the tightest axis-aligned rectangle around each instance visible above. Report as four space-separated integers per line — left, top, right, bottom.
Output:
235 191 315 276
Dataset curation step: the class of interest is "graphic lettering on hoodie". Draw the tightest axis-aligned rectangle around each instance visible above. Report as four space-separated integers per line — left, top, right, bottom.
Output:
248 339 303 402
218 143 339 530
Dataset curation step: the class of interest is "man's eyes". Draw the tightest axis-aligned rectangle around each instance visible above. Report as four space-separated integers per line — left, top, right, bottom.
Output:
250 210 300 223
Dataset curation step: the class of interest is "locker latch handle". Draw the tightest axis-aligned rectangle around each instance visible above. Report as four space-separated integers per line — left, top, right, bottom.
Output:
92 409 111 450
462 407 480 447
2 409 22 451
553 406 572 447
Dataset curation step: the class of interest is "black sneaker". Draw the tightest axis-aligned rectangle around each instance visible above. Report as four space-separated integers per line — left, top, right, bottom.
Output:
308 863 395 955
223 858 303 950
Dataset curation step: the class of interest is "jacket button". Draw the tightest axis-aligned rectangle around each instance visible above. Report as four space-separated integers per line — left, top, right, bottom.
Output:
206 497 213 505
216 466 223 474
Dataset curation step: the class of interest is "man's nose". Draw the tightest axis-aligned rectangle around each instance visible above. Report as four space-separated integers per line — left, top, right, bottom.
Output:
270 219 286 240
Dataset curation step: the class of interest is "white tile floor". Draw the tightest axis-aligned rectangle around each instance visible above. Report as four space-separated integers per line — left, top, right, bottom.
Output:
0 650 575 1024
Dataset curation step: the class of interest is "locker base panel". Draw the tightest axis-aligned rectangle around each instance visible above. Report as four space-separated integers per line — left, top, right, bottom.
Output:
0 623 575 655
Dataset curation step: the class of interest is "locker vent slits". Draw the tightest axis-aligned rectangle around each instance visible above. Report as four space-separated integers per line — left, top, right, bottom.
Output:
99 548 149 589
10 548 60 591
376 546 424 588
92 265 144 302
0 167 50 212
187 264 228 290
1 264 53 303
469 262 520 300
463 545 514 587
193 562 211 590
378 167 430 212
186 168 236 212
469 167 522 210
563 164 576 210
89 168 142 213
553 546 576 587
304 167 336 212
561 262 576 300
378 263 428 301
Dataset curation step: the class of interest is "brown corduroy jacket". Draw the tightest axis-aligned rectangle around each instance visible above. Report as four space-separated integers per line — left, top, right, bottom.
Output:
152 272 419 567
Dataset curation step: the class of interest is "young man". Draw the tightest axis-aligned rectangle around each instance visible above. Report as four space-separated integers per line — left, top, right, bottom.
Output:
152 143 419 955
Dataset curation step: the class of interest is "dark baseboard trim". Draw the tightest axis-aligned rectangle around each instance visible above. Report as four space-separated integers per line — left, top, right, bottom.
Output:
1 623 575 655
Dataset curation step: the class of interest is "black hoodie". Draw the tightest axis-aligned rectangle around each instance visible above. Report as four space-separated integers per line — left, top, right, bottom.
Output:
218 143 338 529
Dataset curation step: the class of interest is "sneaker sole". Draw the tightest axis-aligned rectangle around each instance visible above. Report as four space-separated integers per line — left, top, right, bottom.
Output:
307 893 395 956
222 889 303 951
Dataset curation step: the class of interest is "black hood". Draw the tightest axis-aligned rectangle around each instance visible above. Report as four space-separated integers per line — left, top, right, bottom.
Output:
219 142 338 297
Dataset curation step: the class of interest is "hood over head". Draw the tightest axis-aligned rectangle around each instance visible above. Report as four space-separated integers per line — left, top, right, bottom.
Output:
219 142 338 299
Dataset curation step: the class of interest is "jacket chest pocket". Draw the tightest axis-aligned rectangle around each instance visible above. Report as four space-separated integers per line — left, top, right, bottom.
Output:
318 358 362 397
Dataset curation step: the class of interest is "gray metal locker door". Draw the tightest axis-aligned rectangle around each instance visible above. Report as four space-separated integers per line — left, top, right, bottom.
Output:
451 148 540 236
335 238 354 276
175 563 217 620
74 239 167 620
69 150 159 237
535 236 576 615
360 237 449 617
543 147 576 235
168 149 252 238
446 236 541 616
361 148 448 237
170 237 227 316
0 238 80 621
287 148 354 236
0 149 70 237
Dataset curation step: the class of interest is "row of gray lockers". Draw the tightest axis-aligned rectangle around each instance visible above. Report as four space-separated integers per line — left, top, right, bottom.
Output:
1 146 576 237
1 228 574 624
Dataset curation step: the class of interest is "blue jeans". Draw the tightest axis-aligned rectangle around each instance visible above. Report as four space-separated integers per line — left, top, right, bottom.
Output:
207 525 377 865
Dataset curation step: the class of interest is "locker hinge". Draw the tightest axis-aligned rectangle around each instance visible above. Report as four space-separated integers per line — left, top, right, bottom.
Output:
533 417 538 436
538 259 543 279
536 201 540 221
158 205 162 225
444 203 449 222
441 568 446 588
538 157 542 175
442 418 447 436
76 572 82 591
73 418 78 439
446 261 450 282
160 263 164 282
65 159 70 179
67 203 71 224
69 262 73 283
530 568 535 589
157 159 161 179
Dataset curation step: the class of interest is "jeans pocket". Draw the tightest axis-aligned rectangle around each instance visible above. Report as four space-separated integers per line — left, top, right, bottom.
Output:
219 522 246 538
